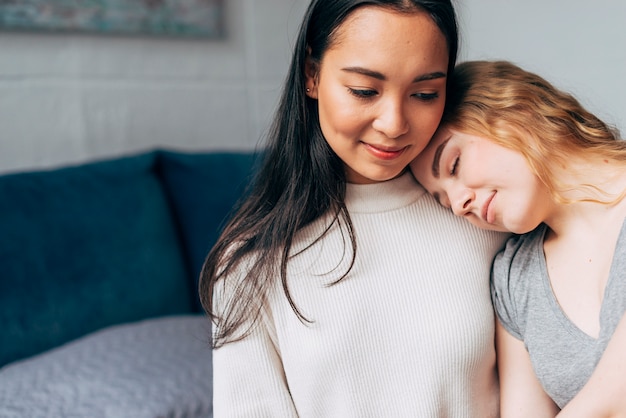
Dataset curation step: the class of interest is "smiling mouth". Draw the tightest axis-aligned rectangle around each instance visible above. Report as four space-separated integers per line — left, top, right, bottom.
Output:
363 143 407 160
482 192 496 224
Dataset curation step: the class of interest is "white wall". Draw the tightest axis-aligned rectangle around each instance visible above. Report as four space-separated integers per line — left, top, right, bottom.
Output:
458 0 626 141
0 0 624 174
0 0 309 174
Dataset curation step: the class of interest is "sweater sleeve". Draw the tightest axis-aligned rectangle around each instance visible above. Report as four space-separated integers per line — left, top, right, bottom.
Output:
212 272 298 417
212 318 298 417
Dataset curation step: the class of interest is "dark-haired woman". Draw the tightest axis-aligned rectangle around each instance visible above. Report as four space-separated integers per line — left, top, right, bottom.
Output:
200 1 508 416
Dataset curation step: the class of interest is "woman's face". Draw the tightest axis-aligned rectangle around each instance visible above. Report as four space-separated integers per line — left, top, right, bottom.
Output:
305 6 449 184
410 126 552 233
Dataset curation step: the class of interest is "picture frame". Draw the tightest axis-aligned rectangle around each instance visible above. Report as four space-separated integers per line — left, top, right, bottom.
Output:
0 0 224 38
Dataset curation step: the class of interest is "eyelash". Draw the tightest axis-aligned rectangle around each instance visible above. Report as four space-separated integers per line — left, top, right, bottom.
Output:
348 88 377 99
347 88 440 102
450 155 459 176
414 92 439 101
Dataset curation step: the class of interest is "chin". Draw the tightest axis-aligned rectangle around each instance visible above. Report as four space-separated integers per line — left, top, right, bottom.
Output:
470 219 510 233
501 222 541 235
367 169 407 184
485 224 511 233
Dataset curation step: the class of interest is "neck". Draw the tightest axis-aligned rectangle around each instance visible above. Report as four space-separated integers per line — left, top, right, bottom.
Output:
544 161 626 237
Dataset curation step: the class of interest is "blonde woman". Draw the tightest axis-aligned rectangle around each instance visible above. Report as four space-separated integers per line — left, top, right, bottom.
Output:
411 60 626 417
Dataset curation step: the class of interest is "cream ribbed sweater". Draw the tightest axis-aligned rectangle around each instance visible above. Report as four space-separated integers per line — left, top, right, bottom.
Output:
213 173 509 417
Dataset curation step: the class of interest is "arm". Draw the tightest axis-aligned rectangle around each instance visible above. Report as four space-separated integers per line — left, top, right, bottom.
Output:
496 320 560 418
212 320 299 418
557 313 626 418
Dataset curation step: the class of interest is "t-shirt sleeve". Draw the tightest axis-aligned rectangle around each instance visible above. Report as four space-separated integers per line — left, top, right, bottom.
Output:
490 235 525 341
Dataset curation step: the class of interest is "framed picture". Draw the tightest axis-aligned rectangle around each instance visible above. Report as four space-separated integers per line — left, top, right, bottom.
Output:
0 0 224 38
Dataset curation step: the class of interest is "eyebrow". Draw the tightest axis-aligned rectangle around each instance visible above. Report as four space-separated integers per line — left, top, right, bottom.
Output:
341 67 446 83
431 137 450 179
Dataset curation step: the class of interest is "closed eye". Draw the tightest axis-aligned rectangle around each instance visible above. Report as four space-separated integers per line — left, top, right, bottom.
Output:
450 155 459 176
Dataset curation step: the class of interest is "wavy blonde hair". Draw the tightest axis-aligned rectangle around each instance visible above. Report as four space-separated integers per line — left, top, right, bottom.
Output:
444 60 625 204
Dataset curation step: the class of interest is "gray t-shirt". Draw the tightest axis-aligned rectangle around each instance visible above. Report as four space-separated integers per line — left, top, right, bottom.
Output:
491 220 626 408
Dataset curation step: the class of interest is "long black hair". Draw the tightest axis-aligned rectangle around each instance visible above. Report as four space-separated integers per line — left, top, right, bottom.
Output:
200 0 459 348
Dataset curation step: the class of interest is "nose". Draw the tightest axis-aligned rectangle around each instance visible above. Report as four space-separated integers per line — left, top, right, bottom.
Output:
449 186 475 217
372 98 409 139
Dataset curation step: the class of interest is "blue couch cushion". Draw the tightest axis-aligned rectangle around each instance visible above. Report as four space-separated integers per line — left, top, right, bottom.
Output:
157 150 258 312
0 152 192 366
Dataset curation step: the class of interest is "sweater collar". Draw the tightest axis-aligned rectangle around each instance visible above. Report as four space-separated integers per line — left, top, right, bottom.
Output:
345 171 426 213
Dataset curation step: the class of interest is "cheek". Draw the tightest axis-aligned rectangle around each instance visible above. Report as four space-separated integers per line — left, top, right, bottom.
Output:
421 106 446 135
408 105 445 148
318 94 367 139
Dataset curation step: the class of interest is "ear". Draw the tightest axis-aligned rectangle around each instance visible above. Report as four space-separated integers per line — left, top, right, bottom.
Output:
304 49 319 99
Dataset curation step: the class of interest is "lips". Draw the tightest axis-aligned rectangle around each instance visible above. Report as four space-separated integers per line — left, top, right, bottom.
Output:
363 143 407 160
482 192 496 224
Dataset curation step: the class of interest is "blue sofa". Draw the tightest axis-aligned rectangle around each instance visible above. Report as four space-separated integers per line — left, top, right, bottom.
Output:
0 149 257 418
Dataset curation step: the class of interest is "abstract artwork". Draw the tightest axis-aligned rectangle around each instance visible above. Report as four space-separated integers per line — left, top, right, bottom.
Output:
0 0 224 38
